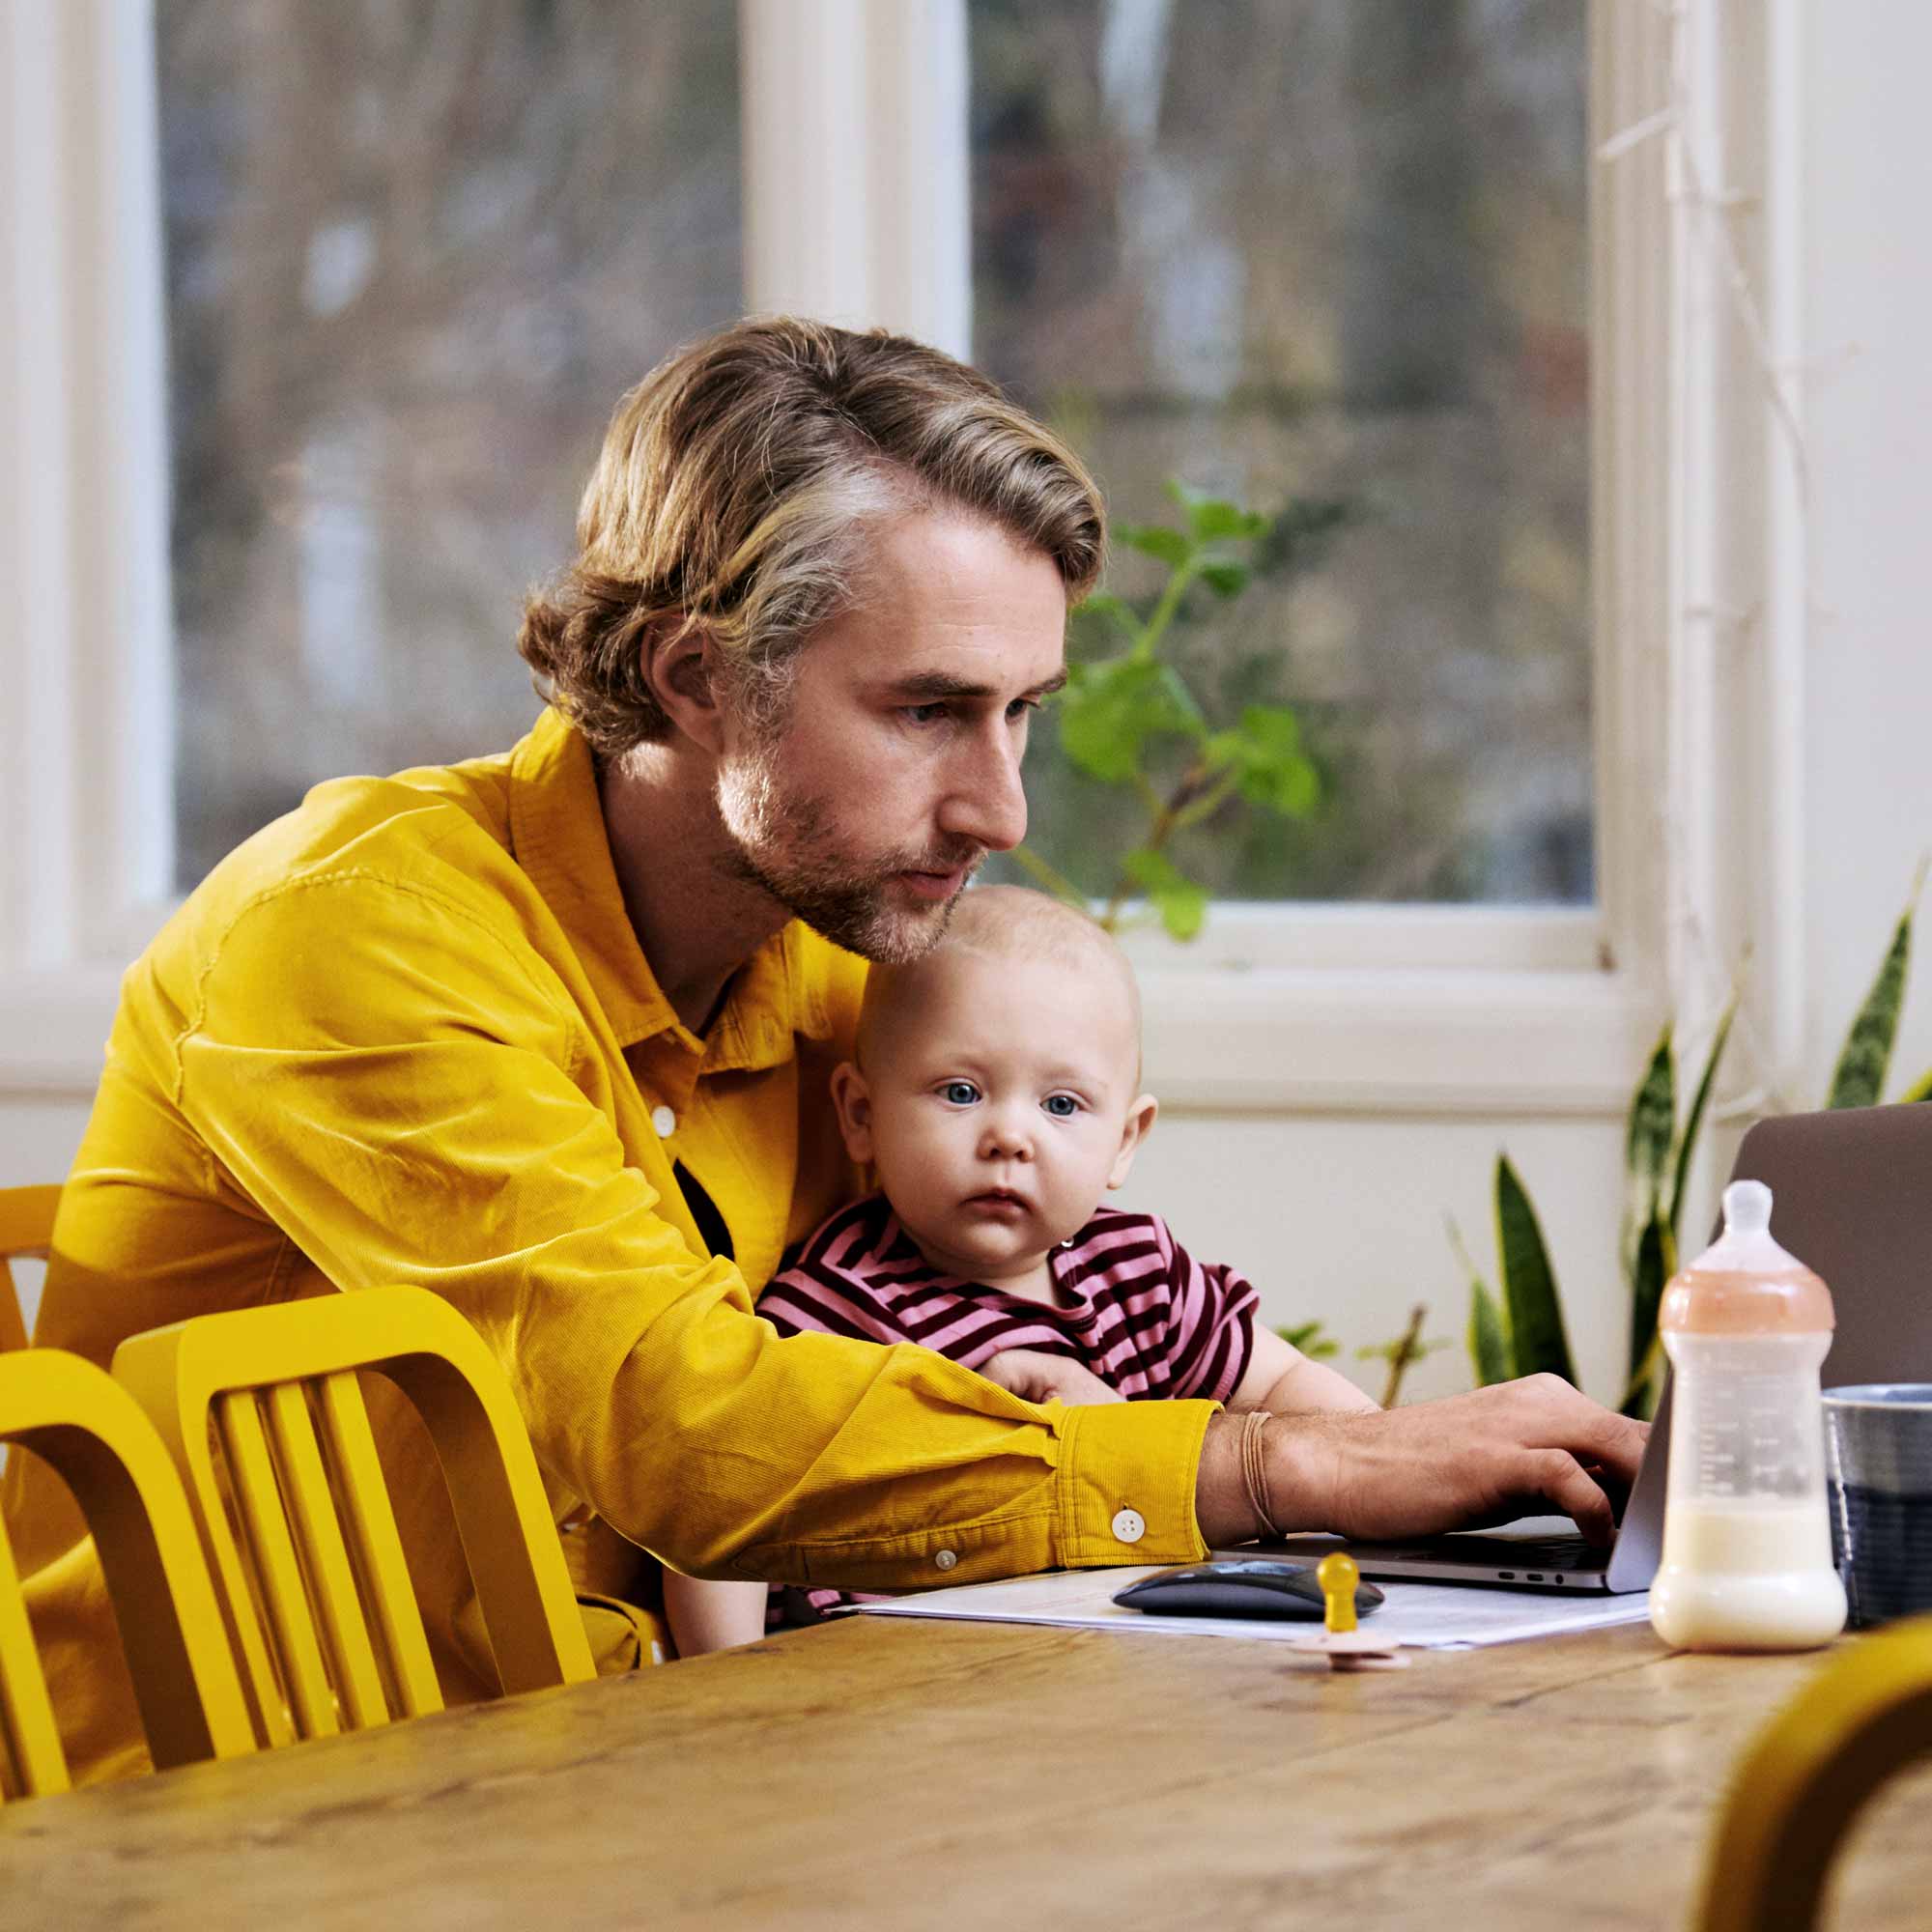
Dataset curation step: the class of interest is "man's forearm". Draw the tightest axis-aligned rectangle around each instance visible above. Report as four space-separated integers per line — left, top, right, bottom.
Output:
1200 1378 1653 1549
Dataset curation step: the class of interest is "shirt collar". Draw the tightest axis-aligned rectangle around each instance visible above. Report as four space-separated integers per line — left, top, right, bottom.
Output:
505 707 835 1065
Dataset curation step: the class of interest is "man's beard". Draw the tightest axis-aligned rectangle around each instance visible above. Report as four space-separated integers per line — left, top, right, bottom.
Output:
715 740 982 964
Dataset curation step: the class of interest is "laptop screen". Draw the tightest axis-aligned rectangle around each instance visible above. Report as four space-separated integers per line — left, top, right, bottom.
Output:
1728 1104 1932 1390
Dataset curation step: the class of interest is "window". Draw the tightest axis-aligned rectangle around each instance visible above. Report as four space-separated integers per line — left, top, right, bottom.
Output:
6 0 1753 1115
156 1 743 886
970 1 1592 912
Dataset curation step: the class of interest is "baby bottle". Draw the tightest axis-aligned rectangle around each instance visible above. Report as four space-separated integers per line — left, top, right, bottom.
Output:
1649 1179 1846 1652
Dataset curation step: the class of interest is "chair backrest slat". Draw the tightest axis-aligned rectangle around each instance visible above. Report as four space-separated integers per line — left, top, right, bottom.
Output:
0 1509 69 1800
113 1288 592 1752
0 1350 255 1794
0 1184 60 1355
0 1266 26 1356
312 1370 441 1719
215 1390 340 1740
263 1380 395 1730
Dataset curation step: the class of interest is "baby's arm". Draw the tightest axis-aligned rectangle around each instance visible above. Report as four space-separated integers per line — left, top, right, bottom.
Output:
1226 1321 1381 1415
662 1572 772 1659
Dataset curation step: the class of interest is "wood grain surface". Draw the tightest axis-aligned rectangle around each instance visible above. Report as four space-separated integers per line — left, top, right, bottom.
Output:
7 1613 1928 1930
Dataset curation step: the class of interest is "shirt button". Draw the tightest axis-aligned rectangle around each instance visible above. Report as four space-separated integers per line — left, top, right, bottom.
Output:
651 1104 677 1138
1111 1508 1147 1545
934 1548 958 1572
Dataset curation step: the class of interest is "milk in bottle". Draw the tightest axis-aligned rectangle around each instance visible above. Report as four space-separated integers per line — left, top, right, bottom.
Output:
1648 1179 1846 1652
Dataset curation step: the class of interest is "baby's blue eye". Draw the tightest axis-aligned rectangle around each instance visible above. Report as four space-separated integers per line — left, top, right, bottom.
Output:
943 1081 980 1105
1042 1094 1082 1119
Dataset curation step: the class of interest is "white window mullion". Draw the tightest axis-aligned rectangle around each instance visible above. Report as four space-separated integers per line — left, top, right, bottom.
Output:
68 0 174 958
0 0 167 1089
739 0 970 358
2 0 81 972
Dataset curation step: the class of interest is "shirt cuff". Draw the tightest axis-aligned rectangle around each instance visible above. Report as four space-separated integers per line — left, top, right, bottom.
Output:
1054 1398 1215 1568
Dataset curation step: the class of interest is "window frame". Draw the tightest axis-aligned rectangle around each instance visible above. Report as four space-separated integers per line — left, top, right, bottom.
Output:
0 0 1801 1122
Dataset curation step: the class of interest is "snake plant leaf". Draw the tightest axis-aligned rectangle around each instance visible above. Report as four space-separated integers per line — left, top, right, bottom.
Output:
1621 1027 1674 1286
1468 1277 1513 1387
1113 522 1193 570
1495 1154 1577 1385
1667 987 1741 1240
1829 901 1914 1108
1447 1214 1513 1386
1058 657 1202 783
1122 847 1208 942
1625 1210 1674 1410
1902 1067 1932 1104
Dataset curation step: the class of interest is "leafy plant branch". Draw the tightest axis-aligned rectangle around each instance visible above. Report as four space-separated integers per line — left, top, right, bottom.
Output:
1022 479 1324 942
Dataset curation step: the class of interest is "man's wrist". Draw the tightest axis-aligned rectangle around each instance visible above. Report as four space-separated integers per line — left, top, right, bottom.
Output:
1195 1411 1260 1545
1197 1409 1347 1545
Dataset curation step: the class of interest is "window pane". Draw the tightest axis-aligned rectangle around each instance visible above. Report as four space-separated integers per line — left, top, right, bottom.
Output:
157 0 743 889
971 0 1590 906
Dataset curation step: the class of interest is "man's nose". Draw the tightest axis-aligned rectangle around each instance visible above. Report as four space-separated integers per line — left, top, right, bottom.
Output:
937 724 1028 854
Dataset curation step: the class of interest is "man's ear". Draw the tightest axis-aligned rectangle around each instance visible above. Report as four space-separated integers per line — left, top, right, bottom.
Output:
830 1060 875 1164
1106 1094 1159 1190
640 621 728 756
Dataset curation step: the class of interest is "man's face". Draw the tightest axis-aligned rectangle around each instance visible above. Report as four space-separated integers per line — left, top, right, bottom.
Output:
714 511 1069 963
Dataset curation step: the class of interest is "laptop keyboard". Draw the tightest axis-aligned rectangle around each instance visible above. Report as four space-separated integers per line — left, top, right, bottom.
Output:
1441 1533 1601 1573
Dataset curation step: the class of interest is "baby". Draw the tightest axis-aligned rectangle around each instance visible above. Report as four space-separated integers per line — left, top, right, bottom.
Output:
663 885 1376 1657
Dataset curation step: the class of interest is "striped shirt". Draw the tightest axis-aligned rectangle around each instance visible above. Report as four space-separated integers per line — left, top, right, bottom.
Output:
759 1193 1261 1403
753 1194 1261 1629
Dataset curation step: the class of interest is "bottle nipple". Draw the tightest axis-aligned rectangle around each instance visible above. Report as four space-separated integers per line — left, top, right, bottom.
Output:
1723 1179 1773 1237
1660 1176 1833 1334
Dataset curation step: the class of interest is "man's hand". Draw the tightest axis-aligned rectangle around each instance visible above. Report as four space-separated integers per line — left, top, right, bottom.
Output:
1198 1374 1648 1548
980 1348 1123 1407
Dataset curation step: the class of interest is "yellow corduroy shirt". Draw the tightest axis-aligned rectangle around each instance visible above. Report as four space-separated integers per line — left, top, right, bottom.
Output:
7 706 1213 1781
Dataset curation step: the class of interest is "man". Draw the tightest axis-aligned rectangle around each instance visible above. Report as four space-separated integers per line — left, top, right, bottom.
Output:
7 318 1643 1780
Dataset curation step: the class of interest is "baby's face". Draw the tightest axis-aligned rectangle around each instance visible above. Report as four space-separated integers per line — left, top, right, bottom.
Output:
845 947 1151 1284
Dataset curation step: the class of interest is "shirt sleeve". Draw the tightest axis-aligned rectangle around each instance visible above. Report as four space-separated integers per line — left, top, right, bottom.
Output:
1156 1220 1263 1404
178 873 1214 1589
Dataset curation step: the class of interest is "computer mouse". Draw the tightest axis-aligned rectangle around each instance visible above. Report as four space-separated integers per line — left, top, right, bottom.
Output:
1112 1557 1385 1621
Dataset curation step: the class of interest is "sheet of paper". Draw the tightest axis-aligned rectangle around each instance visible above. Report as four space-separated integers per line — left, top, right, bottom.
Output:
849 1561 1654 1649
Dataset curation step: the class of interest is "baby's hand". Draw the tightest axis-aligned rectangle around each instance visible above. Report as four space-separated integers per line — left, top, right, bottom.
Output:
980 1348 1124 1406
982 1349 1122 1405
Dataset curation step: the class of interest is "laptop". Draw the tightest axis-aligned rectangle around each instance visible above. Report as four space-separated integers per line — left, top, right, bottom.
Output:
1264 1104 1932 1593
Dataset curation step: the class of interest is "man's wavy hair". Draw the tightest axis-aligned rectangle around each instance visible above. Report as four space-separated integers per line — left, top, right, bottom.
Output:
518 317 1107 755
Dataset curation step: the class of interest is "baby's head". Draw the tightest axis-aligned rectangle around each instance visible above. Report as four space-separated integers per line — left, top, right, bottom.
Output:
830 886 1157 1284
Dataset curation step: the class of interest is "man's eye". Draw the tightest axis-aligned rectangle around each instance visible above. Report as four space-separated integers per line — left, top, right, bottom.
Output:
901 702 952 725
942 1081 980 1105
1006 696 1039 722
1042 1094 1082 1119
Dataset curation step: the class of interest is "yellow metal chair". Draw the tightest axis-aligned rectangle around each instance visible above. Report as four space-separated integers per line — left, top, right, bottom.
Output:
0 1349 256 1799
0 1184 61 1353
1692 1617 1932 1930
112 1286 596 1750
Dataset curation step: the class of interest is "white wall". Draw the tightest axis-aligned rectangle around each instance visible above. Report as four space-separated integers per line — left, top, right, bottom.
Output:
1799 3 1932 1103
1118 1113 1627 1407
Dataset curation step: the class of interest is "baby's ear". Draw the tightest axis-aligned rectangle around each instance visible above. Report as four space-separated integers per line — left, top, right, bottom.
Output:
1106 1094 1159 1190
830 1061 874 1163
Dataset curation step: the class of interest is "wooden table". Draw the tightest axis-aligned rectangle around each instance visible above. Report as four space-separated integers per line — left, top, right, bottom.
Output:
9 1612 1932 1930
